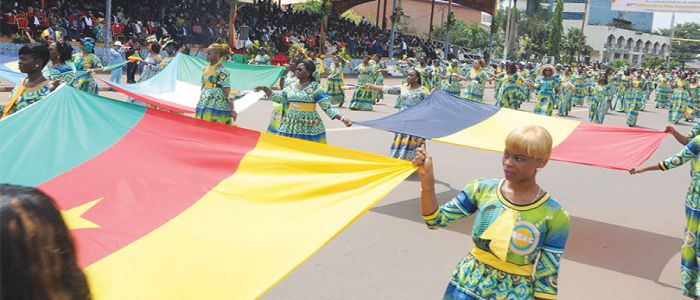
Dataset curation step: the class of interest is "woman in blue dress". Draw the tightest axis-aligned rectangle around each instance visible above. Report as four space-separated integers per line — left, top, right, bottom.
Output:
530 65 560 116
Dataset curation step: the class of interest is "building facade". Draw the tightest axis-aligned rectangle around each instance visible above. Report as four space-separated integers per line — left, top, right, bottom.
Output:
516 0 668 65
350 0 486 37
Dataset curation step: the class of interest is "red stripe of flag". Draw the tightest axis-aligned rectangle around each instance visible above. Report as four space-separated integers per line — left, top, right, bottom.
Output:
40 108 260 266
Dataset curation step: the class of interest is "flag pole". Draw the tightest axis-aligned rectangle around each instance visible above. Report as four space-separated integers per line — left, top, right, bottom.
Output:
502 0 513 60
428 0 436 42
443 0 453 59
667 12 676 69
576 0 589 62
388 0 398 59
230 0 239 50
105 0 112 45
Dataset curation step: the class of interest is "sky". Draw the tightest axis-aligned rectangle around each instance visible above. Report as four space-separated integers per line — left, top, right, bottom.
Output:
653 13 697 31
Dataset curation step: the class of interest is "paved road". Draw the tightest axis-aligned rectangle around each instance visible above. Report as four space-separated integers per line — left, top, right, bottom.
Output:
1 76 692 299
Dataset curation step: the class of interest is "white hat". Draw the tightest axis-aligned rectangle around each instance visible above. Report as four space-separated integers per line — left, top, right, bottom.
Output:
113 41 122 46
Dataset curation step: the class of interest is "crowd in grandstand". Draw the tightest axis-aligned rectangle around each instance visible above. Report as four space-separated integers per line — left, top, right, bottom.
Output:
0 0 442 59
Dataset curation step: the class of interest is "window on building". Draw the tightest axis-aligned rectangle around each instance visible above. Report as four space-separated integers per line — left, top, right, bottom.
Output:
481 13 492 26
562 12 584 20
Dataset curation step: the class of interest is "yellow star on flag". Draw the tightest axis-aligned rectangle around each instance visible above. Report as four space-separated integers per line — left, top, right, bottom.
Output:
61 198 102 230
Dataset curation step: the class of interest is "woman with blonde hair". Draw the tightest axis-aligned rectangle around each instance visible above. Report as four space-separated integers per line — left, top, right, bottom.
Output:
1 184 91 300
196 43 236 125
414 125 569 300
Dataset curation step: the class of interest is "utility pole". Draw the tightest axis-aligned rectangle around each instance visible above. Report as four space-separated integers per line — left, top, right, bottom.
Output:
105 0 112 44
502 0 513 60
667 12 676 69
443 0 453 59
376 0 381 26
577 0 590 62
388 0 398 58
382 0 389 30
428 0 436 42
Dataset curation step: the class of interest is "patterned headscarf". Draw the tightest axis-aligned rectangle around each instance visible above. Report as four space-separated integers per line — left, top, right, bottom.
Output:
81 37 95 53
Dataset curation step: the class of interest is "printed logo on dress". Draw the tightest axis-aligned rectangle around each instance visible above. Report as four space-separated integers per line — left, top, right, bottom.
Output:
510 221 540 255
685 231 696 247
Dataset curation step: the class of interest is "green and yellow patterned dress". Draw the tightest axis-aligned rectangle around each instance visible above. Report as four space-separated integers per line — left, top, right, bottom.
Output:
655 74 672 108
373 61 385 103
441 67 462 97
571 73 587 106
425 178 569 300
533 76 560 116
557 75 573 116
268 72 297 134
689 83 700 121
588 83 610 124
47 63 99 94
625 78 646 127
1 79 52 118
614 75 630 112
385 85 430 160
195 63 233 125
462 68 488 102
349 63 376 111
269 81 339 143
427 65 445 91
72 52 102 71
325 63 345 107
495 73 525 109
670 79 691 124
657 125 700 298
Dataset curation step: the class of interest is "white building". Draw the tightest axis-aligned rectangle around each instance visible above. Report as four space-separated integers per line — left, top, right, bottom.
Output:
514 0 670 65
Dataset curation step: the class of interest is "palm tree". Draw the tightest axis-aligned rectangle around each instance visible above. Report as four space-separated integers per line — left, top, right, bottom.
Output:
561 28 581 64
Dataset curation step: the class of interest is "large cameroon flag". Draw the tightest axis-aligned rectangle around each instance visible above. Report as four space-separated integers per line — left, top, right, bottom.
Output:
357 91 667 170
0 86 415 299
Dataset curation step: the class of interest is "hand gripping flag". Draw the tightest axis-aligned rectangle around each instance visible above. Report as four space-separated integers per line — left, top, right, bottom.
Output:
0 86 415 299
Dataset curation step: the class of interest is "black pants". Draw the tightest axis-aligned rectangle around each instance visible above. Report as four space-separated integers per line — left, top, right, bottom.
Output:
126 62 138 83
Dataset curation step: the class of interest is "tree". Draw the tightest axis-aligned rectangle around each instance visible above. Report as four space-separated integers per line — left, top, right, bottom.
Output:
341 9 362 24
641 55 665 69
657 23 700 67
560 28 592 64
293 0 323 13
517 11 549 61
610 59 628 69
432 20 490 52
547 0 563 61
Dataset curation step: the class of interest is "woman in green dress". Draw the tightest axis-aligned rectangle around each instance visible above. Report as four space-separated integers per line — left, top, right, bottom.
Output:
1 43 54 119
588 74 611 124
415 125 569 300
372 54 385 104
625 72 646 127
365 70 430 160
349 56 377 111
495 62 525 109
72 38 102 72
325 56 346 107
655 70 672 108
255 60 352 143
669 73 691 124
195 43 236 125
462 59 488 102
440 61 465 97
